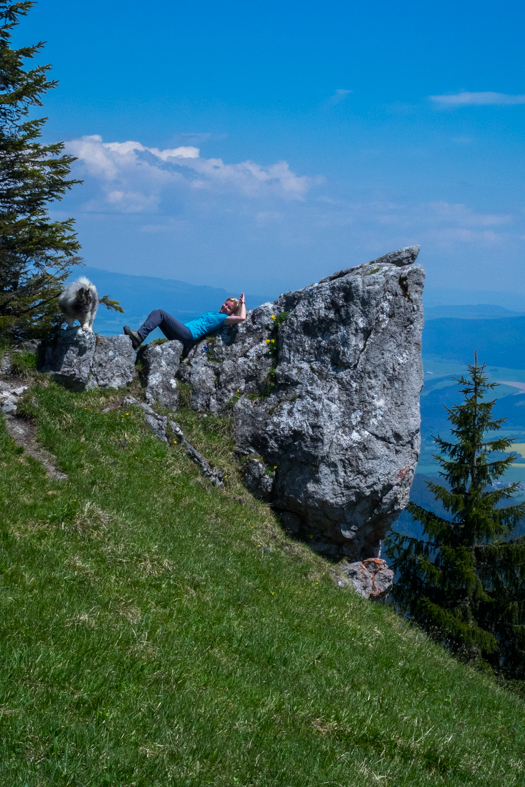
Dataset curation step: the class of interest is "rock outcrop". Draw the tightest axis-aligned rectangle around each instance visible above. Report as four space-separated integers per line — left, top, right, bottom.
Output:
141 340 183 409
173 245 424 561
35 245 424 578
340 558 395 599
38 329 136 391
88 334 137 390
0 381 28 416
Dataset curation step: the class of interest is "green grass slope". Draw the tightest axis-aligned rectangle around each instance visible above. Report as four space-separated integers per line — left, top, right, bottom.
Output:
1 374 524 786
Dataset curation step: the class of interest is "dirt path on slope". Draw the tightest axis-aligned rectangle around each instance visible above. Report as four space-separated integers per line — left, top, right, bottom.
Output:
4 415 68 481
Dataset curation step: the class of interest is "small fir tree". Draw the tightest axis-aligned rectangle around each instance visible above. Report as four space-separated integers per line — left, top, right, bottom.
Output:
0 1 82 341
386 355 525 678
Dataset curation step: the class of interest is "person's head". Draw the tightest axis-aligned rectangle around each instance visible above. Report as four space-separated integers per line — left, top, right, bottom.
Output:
220 297 241 316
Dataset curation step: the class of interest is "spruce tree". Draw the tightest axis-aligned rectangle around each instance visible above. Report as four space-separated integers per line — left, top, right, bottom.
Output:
386 356 525 678
0 1 81 341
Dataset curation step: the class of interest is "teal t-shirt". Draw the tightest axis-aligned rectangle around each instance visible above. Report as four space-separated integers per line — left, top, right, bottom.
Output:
184 311 228 341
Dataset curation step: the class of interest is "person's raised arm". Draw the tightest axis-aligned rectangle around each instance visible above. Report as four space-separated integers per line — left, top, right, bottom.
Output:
238 293 246 319
224 293 247 325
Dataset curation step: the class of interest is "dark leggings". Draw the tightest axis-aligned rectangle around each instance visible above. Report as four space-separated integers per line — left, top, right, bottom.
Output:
137 309 194 347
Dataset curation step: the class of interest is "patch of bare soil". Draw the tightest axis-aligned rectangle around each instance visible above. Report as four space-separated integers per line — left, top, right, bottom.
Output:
4 416 68 481
0 374 28 390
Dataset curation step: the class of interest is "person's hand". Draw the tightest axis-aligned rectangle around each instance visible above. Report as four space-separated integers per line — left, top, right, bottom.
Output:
240 292 245 303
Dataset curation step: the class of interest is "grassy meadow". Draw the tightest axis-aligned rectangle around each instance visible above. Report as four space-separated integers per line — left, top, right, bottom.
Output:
1 367 524 786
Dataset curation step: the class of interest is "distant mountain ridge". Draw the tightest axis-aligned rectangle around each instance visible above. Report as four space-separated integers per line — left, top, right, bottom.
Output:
425 288 525 312
423 315 525 369
425 304 525 321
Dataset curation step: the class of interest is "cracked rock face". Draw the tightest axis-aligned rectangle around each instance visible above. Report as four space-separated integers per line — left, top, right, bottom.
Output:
177 246 425 560
242 456 275 501
87 335 137 391
141 340 183 409
38 329 136 391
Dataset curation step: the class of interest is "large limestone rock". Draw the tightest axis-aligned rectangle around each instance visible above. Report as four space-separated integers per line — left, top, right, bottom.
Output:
87 334 137 391
141 340 183 409
38 328 96 390
176 245 425 560
36 245 424 566
38 329 136 391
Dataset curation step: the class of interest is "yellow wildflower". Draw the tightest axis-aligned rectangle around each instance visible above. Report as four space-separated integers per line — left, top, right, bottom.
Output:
266 339 270 344
271 315 275 319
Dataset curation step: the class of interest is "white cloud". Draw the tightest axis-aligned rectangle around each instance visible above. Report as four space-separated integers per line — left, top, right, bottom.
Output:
307 199 515 249
255 211 282 226
105 190 160 213
63 135 524 279
326 88 353 105
425 201 512 227
430 91 525 106
140 219 189 233
426 228 502 244
66 134 316 213
142 145 199 161
371 200 511 231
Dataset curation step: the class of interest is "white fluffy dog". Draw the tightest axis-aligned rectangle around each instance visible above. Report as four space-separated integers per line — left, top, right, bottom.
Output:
58 276 99 332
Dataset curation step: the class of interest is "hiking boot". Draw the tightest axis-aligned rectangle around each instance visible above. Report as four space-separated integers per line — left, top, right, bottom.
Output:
123 326 142 350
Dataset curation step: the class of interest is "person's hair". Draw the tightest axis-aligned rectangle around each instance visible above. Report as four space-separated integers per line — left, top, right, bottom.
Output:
225 297 241 315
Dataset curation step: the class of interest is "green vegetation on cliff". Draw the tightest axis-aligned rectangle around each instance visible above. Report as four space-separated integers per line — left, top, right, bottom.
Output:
1 372 524 786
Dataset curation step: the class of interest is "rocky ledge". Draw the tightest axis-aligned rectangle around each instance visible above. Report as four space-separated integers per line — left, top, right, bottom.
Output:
33 245 425 596
38 330 136 391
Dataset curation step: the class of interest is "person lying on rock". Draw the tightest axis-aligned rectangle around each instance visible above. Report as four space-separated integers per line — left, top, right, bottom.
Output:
123 294 247 352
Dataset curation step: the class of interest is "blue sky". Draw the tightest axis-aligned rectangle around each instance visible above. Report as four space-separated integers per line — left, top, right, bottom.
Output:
16 0 525 301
